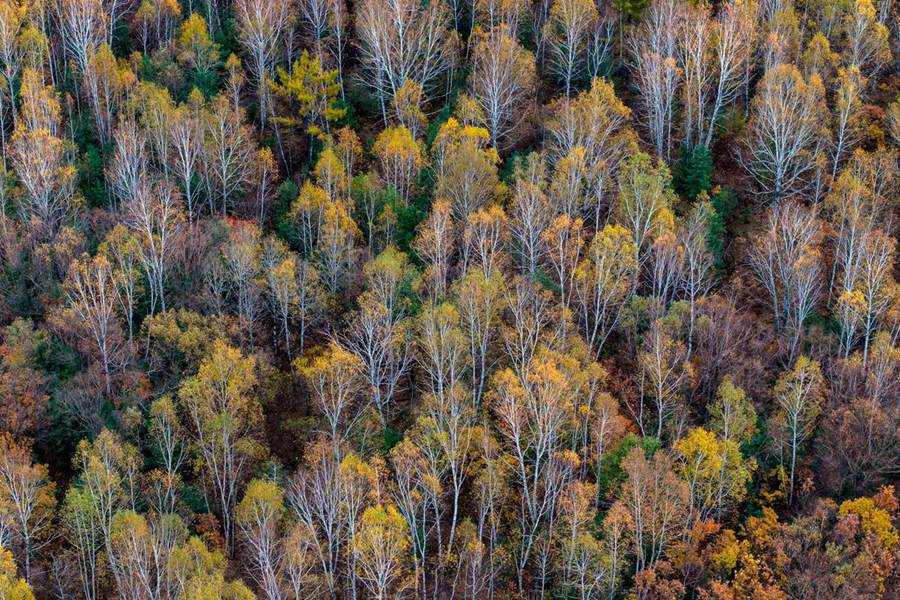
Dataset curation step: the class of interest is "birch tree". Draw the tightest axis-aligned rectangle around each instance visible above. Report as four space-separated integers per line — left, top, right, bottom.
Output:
296 342 368 451
614 152 676 266
234 0 292 126
203 94 254 215
747 200 823 360
63 253 124 395
542 0 598 97
352 504 411 600
490 350 579 594
236 478 286 600
178 340 264 549
0 434 55 581
469 25 536 149
544 78 634 230
679 201 715 354
628 0 683 161
613 447 688 574
742 64 827 201
166 92 204 222
573 224 638 356
123 178 185 316
770 356 823 504
355 0 458 121
9 69 76 234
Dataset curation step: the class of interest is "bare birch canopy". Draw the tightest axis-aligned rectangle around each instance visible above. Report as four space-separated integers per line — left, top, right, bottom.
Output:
0 0 895 597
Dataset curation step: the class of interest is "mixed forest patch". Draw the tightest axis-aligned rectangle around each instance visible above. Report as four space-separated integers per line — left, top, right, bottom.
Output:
0 0 896 597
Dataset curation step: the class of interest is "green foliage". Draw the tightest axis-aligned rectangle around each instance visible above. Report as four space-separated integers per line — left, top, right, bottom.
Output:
348 174 425 253
620 294 663 337
674 144 713 200
180 485 207 515
614 0 649 21
381 426 403 454
273 180 300 242
342 82 382 122
212 17 242 65
111 18 133 57
596 433 660 500
77 145 109 209
390 196 426 254
270 51 346 138
177 13 223 97
707 186 738 270
424 103 454 151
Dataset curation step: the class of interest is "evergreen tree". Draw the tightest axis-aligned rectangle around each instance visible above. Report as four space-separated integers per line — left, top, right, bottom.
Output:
673 144 713 200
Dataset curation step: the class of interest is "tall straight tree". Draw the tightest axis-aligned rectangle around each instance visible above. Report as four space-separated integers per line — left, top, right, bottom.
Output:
124 178 185 316
10 69 76 234
742 64 827 201
544 78 634 230
747 201 823 360
203 94 254 215
178 340 264 549
491 350 580 594
63 253 124 395
613 448 689 573
354 0 458 121
0 0 26 131
234 0 292 126
628 0 683 161
677 0 755 149
542 0 598 97
574 224 638 356
0 434 55 581
58 0 106 77
469 25 536 149
236 479 286 600
770 356 823 504
166 91 205 223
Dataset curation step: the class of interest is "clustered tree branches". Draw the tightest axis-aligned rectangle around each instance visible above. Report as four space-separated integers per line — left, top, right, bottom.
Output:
0 0 896 598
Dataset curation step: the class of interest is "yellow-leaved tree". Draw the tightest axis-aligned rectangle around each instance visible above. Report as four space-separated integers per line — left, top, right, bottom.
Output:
0 547 33 600
178 340 265 549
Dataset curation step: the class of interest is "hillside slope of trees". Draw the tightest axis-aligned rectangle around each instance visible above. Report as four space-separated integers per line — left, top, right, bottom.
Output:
0 0 896 597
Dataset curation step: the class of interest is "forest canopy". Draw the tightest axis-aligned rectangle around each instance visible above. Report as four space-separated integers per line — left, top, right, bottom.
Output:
0 0 896 597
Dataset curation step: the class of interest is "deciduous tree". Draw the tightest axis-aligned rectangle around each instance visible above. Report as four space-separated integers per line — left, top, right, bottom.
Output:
628 0 683 161
769 356 823 504
0 434 55 581
203 94 254 215
372 125 422 206
574 224 638 356
10 69 76 234
542 0 598 96
433 121 500 222
296 342 367 450
234 0 291 126
63 253 124 395
123 178 185 316
613 446 689 573
236 478 285 600
614 152 676 266
747 200 823 360
469 25 536 149
0 548 33 600
638 317 692 439
742 64 827 201
352 503 411 600
178 340 264 548
355 0 458 121
544 78 634 229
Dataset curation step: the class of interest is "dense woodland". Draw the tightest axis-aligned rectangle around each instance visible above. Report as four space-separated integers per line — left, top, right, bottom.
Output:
0 0 896 597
